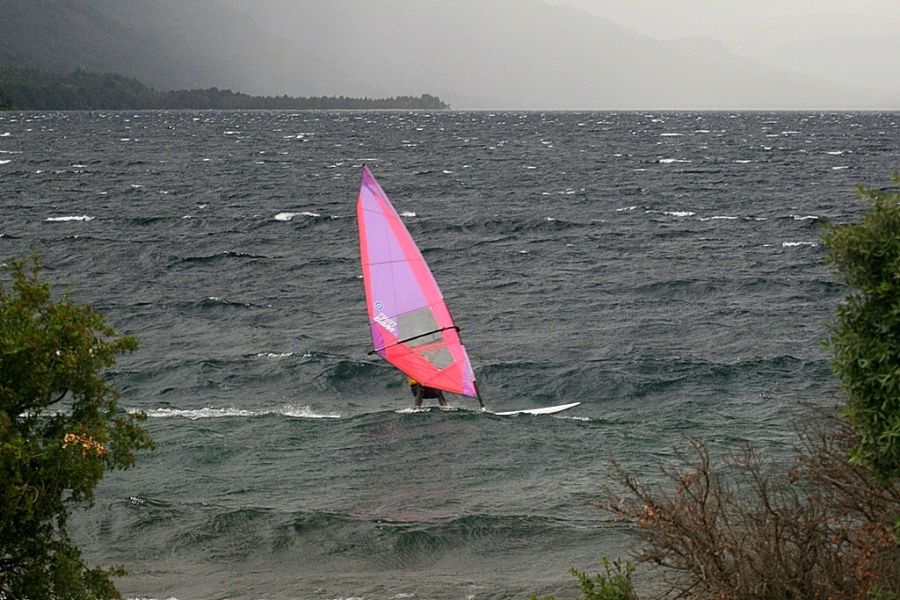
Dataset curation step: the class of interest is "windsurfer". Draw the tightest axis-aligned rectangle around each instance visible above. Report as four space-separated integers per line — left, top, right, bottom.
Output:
407 376 448 408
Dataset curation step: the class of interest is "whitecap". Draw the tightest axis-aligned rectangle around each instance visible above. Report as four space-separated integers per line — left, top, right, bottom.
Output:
663 211 695 217
256 352 295 359
825 150 845 155
659 158 690 164
660 133 683 137
616 206 638 212
442 169 453 174
832 166 850 170
138 405 340 420
783 241 818 248
400 211 416 218
791 215 819 221
142 407 257 419
733 160 752 164
0 160 10 165
275 212 300 221
46 215 94 222
278 404 340 419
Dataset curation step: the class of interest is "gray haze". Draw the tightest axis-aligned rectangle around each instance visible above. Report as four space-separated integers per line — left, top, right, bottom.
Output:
548 0 900 105
3 0 898 109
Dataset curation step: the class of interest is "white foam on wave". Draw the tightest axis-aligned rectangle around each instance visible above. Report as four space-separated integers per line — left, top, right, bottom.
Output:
46 215 94 222
1 132 10 137
256 352 296 359
275 211 323 221
616 206 638 212
783 241 818 248
659 158 691 164
791 215 819 221
699 215 739 221
139 404 340 420
400 211 416 218
660 133 683 137
662 210 695 217
0 159 10 165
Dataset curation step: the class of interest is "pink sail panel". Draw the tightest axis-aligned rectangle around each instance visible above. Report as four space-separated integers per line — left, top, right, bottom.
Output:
356 165 478 397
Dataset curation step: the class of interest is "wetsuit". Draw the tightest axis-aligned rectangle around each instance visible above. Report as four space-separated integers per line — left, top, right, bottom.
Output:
407 376 448 407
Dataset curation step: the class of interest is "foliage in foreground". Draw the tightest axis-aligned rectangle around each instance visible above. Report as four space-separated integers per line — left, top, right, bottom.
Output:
531 558 637 600
609 422 899 600
583 177 900 600
0 256 154 599
823 175 900 479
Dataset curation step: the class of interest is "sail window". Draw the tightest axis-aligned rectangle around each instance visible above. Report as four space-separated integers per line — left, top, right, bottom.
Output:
397 307 440 348
419 346 454 370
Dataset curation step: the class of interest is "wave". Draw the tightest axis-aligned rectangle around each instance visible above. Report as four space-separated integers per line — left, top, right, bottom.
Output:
178 251 270 264
275 211 341 221
46 215 94 222
137 404 341 420
196 296 256 309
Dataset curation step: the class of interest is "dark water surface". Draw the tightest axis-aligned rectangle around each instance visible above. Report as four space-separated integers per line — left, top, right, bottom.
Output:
1 110 897 599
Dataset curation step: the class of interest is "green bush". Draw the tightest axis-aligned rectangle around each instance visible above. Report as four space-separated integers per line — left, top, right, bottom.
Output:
1 256 154 598
531 557 637 600
823 174 900 479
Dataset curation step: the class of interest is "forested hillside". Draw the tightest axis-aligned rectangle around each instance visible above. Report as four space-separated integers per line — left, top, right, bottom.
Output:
0 67 449 110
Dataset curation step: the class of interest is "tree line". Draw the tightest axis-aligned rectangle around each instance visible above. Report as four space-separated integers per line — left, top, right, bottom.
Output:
0 66 450 111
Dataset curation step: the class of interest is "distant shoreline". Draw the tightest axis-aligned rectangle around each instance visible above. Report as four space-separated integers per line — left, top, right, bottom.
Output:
0 66 450 111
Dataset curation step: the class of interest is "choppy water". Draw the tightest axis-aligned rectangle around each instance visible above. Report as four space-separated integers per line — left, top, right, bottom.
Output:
0 110 897 599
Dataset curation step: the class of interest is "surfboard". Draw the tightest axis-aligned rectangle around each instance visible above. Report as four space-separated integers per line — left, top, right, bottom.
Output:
493 402 581 416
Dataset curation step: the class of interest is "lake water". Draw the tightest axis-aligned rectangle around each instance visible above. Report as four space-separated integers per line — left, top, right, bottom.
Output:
0 110 897 599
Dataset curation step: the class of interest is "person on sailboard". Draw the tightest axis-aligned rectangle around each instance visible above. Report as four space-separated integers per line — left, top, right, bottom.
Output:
407 376 448 408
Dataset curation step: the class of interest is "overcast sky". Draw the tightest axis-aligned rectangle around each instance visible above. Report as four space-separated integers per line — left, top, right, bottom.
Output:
8 0 898 109
546 0 900 42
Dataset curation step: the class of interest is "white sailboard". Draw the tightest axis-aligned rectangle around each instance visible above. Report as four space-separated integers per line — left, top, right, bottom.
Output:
493 402 581 416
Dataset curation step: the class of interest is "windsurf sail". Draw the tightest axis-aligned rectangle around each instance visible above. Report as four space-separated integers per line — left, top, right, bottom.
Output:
356 165 482 405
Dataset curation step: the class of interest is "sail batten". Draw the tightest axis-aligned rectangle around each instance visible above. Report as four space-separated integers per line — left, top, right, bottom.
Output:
356 165 478 398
